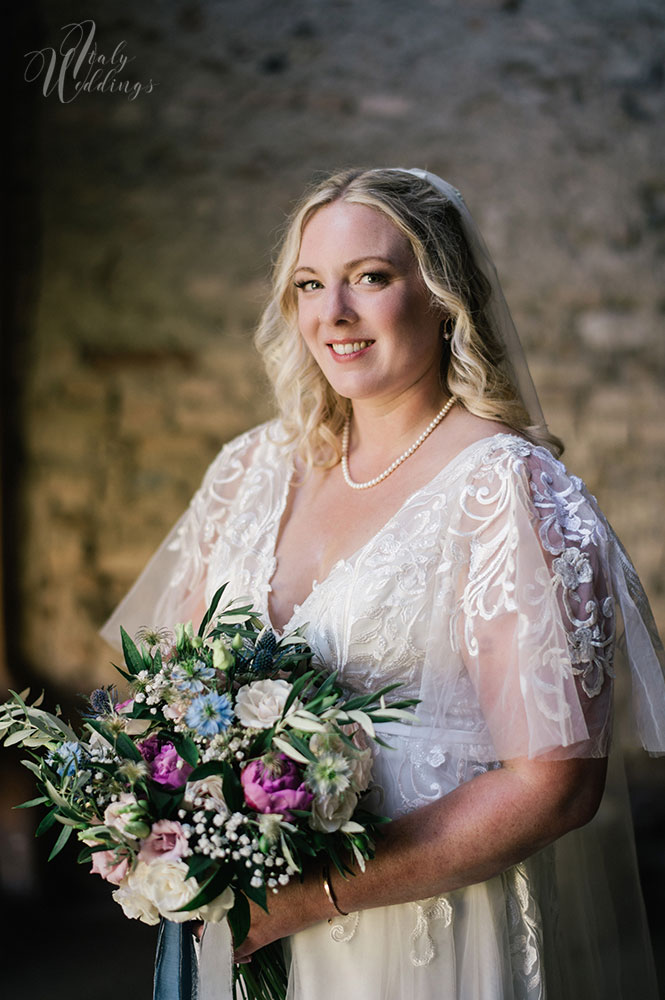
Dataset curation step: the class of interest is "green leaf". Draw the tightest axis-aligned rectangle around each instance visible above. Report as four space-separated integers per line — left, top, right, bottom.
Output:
54 813 84 828
221 762 243 812
35 809 59 837
48 822 73 861
115 731 143 762
283 731 316 763
171 733 199 768
110 662 135 684
3 728 36 747
186 760 226 783
227 891 251 946
178 864 232 912
241 876 267 912
13 795 49 810
197 583 228 637
43 778 72 810
282 671 315 716
20 759 42 778
120 627 145 676
186 853 215 879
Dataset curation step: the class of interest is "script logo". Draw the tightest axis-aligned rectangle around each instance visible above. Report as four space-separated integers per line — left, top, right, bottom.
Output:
24 19 156 102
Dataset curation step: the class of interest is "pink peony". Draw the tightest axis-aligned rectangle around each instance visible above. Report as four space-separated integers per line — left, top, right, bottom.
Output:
241 753 312 821
138 819 188 863
139 736 193 789
91 848 130 885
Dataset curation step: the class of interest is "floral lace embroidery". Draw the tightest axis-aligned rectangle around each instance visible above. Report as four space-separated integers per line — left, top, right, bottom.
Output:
454 439 615 719
502 860 547 1000
410 896 453 966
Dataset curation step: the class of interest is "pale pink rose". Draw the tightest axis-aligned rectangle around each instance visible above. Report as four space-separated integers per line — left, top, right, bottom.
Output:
104 792 142 839
90 848 130 885
138 819 188 863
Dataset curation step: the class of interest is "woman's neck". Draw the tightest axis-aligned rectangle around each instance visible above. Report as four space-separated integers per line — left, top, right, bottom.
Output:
347 385 452 461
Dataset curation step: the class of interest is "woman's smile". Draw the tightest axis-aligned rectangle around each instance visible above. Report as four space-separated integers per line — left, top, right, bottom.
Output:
328 339 375 359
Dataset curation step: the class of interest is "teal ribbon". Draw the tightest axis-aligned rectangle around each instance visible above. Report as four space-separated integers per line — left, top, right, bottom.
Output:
153 920 198 1000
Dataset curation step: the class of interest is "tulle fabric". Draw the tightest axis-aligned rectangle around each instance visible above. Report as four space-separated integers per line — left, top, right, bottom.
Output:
101 422 665 999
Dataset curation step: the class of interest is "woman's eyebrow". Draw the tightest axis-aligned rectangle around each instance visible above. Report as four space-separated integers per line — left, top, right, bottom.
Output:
293 255 399 275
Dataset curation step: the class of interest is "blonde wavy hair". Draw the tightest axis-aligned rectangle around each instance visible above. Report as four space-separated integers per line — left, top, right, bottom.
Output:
254 168 562 470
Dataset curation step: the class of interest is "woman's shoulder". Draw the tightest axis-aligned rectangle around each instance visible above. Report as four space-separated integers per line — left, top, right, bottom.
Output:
201 418 291 479
452 419 611 556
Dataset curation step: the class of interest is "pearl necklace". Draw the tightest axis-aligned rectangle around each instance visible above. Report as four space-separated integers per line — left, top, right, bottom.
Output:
341 396 456 491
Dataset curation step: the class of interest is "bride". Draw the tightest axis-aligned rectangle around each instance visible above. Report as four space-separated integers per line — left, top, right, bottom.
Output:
102 168 665 999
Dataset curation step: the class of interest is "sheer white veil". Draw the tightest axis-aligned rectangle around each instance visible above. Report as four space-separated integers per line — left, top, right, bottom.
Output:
387 167 549 440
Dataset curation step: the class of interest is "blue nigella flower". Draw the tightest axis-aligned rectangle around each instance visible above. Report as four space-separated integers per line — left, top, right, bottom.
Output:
185 693 234 737
171 658 216 694
47 740 85 778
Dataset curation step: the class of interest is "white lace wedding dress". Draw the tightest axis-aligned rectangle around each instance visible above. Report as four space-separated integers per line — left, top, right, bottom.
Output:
102 420 665 1000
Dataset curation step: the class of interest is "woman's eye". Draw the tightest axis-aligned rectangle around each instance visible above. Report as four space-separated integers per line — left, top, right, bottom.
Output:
359 272 388 286
294 279 322 292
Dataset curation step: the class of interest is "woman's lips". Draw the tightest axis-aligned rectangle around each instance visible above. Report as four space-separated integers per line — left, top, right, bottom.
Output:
327 339 374 360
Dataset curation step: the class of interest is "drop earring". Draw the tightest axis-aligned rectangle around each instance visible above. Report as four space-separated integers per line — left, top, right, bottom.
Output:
439 317 454 342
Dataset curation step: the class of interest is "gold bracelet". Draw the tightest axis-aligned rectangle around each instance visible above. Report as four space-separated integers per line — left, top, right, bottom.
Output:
322 864 349 917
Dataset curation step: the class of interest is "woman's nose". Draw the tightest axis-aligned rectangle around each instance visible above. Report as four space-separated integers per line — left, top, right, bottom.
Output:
319 283 357 326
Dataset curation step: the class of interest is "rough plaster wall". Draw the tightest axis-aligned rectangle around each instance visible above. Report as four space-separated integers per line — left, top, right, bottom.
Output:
13 0 665 691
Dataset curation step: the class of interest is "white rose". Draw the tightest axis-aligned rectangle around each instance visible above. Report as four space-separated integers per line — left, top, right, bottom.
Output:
310 787 358 834
112 876 160 925
235 679 296 729
184 775 230 817
131 859 199 923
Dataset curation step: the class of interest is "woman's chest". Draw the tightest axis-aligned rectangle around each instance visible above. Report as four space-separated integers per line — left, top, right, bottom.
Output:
268 468 439 633
206 467 455 696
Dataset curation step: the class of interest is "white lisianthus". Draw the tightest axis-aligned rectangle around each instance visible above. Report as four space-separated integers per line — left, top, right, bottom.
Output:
310 787 358 834
112 878 160 925
184 775 230 817
235 679 297 730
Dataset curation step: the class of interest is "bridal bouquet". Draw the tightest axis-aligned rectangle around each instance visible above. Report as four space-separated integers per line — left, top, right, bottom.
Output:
0 585 417 999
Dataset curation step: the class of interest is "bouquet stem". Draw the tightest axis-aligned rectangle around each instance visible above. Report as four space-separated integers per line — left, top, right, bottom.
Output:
234 941 287 1000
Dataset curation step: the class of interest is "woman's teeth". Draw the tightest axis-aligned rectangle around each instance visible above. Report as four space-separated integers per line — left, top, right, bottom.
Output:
331 341 372 355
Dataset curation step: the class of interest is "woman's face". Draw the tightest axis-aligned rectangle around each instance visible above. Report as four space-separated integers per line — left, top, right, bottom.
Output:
293 201 444 406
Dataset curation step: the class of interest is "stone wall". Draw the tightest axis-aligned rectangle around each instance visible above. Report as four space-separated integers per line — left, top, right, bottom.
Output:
6 0 664 696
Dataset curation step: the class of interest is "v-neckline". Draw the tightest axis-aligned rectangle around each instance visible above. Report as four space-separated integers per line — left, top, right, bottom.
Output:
265 431 517 634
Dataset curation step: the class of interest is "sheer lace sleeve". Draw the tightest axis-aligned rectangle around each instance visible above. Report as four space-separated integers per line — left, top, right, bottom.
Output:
447 438 641 760
99 423 270 650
